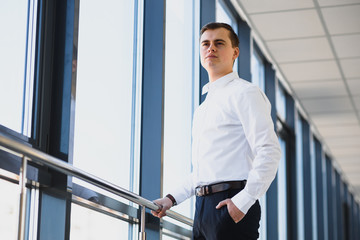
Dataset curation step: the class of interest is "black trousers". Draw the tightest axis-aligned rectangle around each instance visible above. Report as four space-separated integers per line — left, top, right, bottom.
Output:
192 189 261 240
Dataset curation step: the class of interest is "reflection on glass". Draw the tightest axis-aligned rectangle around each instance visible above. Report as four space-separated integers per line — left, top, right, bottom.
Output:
278 137 287 240
70 203 128 240
251 50 265 90
0 179 19 240
215 0 238 72
73 0 135 189
163 0 194 222
0 0 30 134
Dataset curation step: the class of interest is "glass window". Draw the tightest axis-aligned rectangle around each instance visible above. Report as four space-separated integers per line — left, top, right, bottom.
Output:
278 137 287 240
216 0 238 72
162 235 176 240
251 46 266 240
276 83 286 121
0 178 19 240
296 114 305 240
251 49 265 90
0 0 34 136
70 203 129 239
72 0 135 191
162 232 190 240
163 0 195 222
258 195 267 240
216 0 231 23
310 136 318 240
325 156 334 239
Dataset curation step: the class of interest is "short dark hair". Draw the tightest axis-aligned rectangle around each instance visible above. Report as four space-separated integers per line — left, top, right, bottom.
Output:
200 22 239 48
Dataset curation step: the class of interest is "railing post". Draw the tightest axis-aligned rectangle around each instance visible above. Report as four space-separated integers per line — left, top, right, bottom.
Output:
18 156 28 240
139 205 146 240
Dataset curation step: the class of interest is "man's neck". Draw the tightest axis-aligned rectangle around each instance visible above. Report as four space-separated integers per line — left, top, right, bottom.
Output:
208 70 233 83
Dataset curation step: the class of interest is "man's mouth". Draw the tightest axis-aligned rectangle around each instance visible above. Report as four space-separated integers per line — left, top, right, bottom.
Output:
206 55 217 59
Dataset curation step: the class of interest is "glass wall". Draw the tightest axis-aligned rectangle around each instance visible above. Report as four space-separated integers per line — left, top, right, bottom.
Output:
251 44 267 240
310 135 318 240
72 0 135 189
251 48 265 90
296 113 305 240
278 137 287 240
276 83 286 121
71 0 138 238
215 0 238 72
163 0 195 222
0 178 19 239
0 0 33 136
70 203 130 240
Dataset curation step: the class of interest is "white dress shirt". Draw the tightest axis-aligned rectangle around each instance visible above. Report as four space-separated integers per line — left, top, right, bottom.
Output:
171 71 281 214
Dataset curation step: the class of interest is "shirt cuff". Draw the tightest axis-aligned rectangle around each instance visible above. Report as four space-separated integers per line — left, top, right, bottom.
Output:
170 189 191 206
231 189 256 215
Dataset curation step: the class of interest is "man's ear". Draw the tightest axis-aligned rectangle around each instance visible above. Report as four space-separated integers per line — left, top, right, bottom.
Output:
233 47 240 60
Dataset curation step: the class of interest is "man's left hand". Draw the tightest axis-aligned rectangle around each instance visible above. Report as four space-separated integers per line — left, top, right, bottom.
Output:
216 199 245 223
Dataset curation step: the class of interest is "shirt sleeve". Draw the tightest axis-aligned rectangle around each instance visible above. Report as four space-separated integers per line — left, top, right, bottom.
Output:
231 85 281 214
170 173 196 205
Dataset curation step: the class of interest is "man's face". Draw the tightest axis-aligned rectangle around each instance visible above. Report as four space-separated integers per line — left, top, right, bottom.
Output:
200 28 239 75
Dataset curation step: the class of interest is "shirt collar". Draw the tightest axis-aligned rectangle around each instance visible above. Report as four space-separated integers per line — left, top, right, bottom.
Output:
202 71 239 95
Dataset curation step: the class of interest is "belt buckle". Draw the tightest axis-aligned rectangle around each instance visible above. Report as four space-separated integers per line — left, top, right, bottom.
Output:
196 186 205 196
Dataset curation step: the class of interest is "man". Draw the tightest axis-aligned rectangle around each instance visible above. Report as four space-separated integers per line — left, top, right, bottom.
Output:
152 22 281 240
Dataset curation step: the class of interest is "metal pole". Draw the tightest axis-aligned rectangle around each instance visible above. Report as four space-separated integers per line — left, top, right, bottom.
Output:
18 156 28 240
139 205 146 240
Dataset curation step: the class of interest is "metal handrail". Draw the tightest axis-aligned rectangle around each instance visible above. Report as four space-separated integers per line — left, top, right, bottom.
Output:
0 133 193 239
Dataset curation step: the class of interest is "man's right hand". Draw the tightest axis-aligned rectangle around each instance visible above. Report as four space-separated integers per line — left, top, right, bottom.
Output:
151 197 173 218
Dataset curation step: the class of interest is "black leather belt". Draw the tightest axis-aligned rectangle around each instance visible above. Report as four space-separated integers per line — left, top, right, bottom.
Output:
195 180 247 197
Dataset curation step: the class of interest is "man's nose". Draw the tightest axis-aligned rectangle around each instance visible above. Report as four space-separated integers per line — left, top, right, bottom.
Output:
207 43 216 52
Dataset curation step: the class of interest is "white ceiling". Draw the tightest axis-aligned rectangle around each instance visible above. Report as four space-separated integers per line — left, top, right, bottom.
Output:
234 0 360 199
